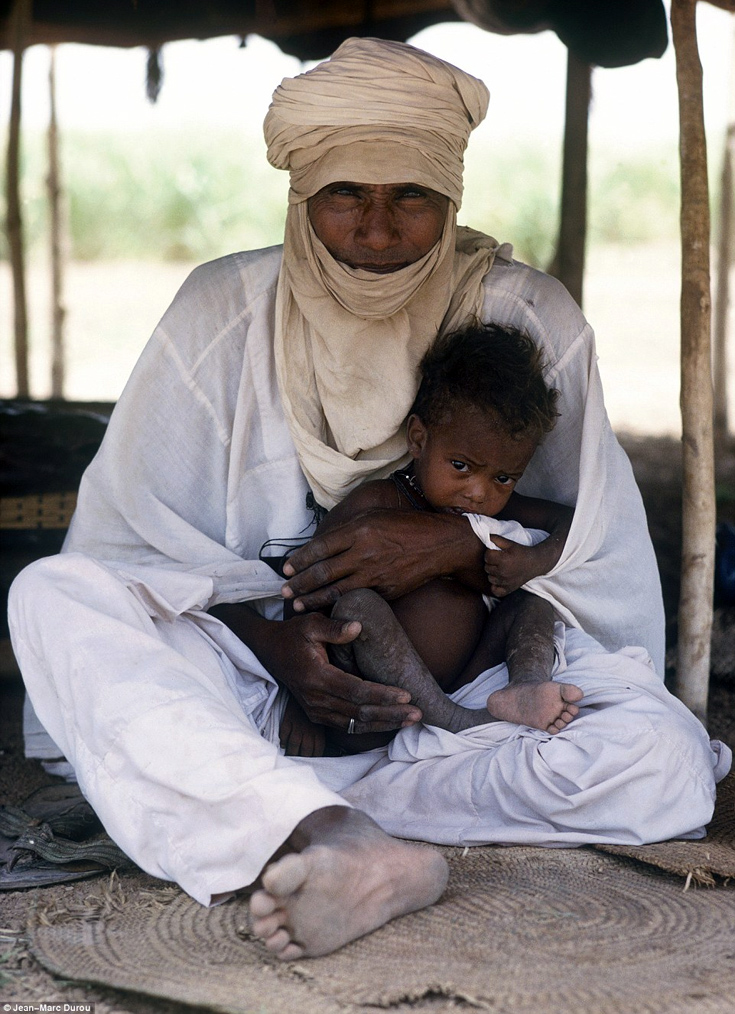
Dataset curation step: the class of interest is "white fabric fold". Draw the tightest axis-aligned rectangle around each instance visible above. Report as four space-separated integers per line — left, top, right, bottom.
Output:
465 514 549 550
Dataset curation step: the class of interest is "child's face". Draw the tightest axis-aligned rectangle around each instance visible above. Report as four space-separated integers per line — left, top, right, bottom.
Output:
407 405 538 517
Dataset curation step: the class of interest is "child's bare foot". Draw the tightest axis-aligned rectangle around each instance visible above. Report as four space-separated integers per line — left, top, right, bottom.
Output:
486 680 583 734
248 807 448 960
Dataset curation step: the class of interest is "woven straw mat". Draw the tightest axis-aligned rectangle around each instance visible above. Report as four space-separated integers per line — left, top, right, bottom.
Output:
593 769 735 884
29 822 735 1014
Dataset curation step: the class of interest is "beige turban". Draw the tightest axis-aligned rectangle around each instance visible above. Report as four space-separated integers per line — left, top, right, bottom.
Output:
264 36 489 208
264 38 508 509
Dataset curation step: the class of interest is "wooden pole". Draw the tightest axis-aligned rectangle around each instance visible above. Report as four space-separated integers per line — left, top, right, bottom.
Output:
672 0 714 724
6 0 32 399
47 45 66 399
713 25 735 451
549 51 592 309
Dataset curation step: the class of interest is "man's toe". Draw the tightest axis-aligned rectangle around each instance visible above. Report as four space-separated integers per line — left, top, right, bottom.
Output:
250 888 279 917
264 927 295 953
262 853 309 897
251 910 287 939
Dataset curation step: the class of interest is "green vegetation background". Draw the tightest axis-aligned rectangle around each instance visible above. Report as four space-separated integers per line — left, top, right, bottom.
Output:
1 125 692 268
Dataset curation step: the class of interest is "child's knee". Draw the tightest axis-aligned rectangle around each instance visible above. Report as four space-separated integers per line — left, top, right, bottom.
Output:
332 588 392 630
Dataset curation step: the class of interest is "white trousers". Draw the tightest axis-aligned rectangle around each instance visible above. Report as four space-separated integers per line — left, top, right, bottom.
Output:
8 553 730 906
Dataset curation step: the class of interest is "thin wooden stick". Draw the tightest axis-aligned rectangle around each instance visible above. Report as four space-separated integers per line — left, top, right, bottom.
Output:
549 51 591 309
672 0 715 724
713 25 735 450
6 0 31 398
47 45 66 399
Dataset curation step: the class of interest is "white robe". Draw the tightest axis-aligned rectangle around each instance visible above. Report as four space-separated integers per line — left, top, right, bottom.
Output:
9 246 727 905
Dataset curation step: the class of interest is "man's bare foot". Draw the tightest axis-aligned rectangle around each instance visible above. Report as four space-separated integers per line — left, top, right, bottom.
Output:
248 806 448 960
486 680 583 734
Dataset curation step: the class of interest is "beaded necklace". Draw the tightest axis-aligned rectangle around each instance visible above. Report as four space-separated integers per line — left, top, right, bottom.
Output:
391 463 436 513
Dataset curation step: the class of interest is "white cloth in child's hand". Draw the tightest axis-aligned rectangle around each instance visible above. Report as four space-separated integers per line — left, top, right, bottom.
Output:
465 514 549 550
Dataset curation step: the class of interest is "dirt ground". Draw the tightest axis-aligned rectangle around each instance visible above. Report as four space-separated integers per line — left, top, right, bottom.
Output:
2 430 735 1011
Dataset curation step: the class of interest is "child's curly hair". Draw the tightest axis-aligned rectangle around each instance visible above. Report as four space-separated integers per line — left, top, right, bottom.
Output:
412 320 559 440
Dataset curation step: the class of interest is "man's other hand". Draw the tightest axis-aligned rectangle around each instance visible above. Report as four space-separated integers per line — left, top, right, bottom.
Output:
255 611 422 733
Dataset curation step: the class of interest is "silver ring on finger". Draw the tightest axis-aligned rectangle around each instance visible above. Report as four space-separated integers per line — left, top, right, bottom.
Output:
347 717 356 735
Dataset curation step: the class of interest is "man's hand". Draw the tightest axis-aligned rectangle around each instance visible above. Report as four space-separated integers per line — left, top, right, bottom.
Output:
282 509 485 612
263 611 423 731
209 602 422 734
484 537 550 597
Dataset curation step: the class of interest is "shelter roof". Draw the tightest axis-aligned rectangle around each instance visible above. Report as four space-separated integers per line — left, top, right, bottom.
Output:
16 1 735 69
0 0 458 59
1 0 682 67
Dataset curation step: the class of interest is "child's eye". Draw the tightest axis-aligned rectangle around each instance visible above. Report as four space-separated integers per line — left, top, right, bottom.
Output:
450 460 469 472
496 474 514 486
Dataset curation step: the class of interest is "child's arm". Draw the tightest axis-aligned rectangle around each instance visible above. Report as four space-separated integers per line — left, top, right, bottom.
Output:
485 492 574 597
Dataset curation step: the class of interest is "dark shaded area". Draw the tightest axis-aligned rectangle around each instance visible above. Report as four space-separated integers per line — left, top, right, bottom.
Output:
551 0 667 67
1 0 666 67
0 400 112 638
619 433 735 666
0 0 459 58
453 0 667 66
1 400 111 495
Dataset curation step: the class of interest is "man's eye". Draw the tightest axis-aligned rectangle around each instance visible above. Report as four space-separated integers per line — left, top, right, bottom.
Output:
329 184 360 197
451 460 469 472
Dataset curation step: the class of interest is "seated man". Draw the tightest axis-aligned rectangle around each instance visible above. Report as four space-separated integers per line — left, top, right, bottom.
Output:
9 38 730 964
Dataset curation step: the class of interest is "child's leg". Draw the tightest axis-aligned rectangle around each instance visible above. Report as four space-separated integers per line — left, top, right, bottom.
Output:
454 591 583 733
330 588 495 737
283 576 485 757
456 591 554 686
389 579 487 688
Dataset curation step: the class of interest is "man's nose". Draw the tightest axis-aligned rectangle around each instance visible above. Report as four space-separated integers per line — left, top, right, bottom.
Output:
356 203 398 250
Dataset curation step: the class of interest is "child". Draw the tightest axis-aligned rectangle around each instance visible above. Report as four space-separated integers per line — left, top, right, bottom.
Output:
280 321 583 756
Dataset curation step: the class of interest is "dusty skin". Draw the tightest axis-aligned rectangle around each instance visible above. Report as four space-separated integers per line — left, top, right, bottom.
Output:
248 806 449 960
331 588 582 737
486 680 583 734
